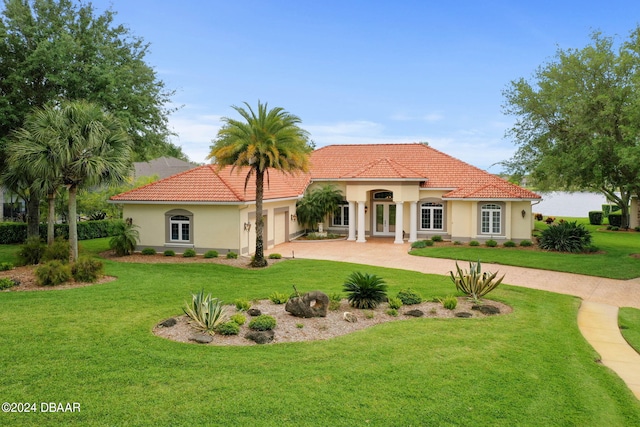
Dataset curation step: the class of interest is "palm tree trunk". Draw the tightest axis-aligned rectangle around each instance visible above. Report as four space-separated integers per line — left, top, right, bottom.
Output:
251 170 268 267
68 185 79 262
47 191 55 245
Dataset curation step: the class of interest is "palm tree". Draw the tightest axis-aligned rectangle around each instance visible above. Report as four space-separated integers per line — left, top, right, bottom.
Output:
7 101 133 261
295 185 344 231
208 101 312 267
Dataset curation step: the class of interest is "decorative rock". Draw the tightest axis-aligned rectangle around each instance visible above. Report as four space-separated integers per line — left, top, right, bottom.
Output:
245 329 275 344
405 309 424 317
343 312 358 323
285 291 330 318
455 312 473 318
247 308 262 317
158 318 177 328
472 305 501 315
190 333 213 344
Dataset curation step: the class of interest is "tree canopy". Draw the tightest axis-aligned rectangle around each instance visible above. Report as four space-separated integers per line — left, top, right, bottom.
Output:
0 0 183 163
502 28 640 227
208 101 313 267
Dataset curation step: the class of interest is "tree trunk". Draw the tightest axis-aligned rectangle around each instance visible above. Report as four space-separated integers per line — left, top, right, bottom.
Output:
601 186 632 228
47 191 56 245
26 193 40 238
251 170 268 268
68 185 78 262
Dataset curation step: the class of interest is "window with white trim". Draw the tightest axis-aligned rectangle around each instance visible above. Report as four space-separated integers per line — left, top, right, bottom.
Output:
481 204 501 234
170 215 190 242
332 203 349 227
420 202 443 230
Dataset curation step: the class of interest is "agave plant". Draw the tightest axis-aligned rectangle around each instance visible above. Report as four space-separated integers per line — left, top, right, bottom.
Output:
343 272 388 309
183 290 227 333
449 261 504 303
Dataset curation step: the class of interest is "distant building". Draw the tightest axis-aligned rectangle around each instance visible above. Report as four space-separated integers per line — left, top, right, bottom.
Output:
133 156 197 180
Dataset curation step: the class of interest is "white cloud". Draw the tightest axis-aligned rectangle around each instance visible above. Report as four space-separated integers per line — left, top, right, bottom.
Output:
168 114 223 164
389 112 444 122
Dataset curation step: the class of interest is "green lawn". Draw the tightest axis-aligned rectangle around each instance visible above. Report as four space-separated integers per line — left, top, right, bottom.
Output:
620 308 640 355
410 218 640 279
1 240 639 426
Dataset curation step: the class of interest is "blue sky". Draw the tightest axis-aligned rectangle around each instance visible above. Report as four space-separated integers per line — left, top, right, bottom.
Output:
91 0 640 171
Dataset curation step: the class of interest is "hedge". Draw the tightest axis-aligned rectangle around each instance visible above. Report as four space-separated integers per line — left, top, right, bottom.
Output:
0 219 123 244
608 213 623 227
588 211 603 225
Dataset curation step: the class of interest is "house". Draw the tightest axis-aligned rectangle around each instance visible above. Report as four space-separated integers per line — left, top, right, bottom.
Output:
110 143 541 255
133 156 196 180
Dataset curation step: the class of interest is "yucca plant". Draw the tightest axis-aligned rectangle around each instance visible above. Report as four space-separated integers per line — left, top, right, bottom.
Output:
449 261 504 303
183 290 227 334
343 272 388 309
538 221 592 253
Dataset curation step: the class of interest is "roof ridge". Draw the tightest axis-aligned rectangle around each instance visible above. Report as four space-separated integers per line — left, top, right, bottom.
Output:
115 164 207 199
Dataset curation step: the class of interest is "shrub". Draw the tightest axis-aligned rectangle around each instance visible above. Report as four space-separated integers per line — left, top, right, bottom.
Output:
588 211 604 226
215 321 240 336
485 239 498 247
397 288 423 305
17 236 46 265
545 216 555 224
269 291 289 304
449 260 503 303
585 245 600 253
453 241 462 245
230 313 246 325
35 260 72 286
364 310 375 319
226 252 238 259
42 237 70 263
425 240 434 246
610 226 620 231
387 296 403 310
431 235 443 242
602 204 612 217
109 222 139 256
469 240 480 247
183 248 196 257
141 248 156 255
0 277 19 290
0 262 14 271
248 314 276 331
520 239 533 247
203 250 218 258
329 292 342 311
534 213 543 221
386 308 399 317
163 250 175 257
72 257 104 283
635 226 640 232
440 296 458 310
538 221 592 253
268 253 282 259
411 240 427 249
343 272 388 309
234 299 251 311
608 213 623 227
183 290 227 333
503 240 516 248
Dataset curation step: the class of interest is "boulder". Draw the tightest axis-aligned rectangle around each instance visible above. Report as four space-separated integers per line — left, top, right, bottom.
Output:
455 312 473 318
285 291 329 318
246 330 275 344
158 318 177 328
190 333 213 344
247 308 262 317
472 305 501 315
405 309 424 317
343 312 358 323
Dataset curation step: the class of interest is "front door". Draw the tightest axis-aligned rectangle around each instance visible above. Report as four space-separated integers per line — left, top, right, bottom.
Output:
373 202 396 236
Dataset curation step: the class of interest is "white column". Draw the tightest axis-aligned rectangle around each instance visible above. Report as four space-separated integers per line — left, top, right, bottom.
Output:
394 202 404 244
409 201 418 242
347 201 356 241
356 201 366 243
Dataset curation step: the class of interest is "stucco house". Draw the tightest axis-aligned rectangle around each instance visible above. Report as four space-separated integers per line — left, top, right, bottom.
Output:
110 143 541 255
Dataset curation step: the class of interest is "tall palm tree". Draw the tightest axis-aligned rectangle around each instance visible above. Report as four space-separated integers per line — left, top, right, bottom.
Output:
7 101 133 261
208 101 312 267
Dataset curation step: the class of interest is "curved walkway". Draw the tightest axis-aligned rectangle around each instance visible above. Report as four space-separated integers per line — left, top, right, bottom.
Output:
267 239 640 399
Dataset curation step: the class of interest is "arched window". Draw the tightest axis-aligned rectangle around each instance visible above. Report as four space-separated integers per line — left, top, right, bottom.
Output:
420 202 443 230
481 204 501 234
165 209 194 244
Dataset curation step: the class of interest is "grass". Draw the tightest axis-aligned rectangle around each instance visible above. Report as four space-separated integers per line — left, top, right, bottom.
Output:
1 239 639 425
620 308 640 354
410 218 640 279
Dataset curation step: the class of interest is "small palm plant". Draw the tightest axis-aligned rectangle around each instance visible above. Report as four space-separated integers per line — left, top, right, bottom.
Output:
343 272 388 309
449 261 504 303
184 290 227 334
109 222 140 256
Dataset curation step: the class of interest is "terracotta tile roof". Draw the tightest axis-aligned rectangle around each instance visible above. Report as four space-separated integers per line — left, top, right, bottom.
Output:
309 143 541 200
110 164 310 203
111 143 540 203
